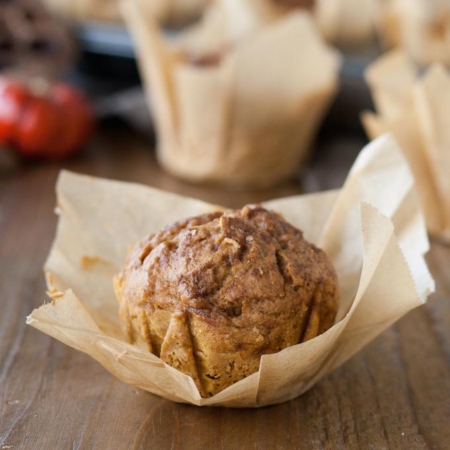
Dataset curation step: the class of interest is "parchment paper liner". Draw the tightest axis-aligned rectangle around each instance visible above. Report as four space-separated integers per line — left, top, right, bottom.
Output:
362 50 450 242
26 135 433 407
121 0 341 188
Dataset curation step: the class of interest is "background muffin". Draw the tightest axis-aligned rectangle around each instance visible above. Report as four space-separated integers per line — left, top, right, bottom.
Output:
115 205 339 397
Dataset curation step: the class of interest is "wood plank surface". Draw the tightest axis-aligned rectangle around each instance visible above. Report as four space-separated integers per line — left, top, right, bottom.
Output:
0 126 449 450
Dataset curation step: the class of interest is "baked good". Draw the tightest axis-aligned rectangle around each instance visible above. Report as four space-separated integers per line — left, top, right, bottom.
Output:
122 1 340 188
42 0 211 27
272 0 315 9
114 205 339 397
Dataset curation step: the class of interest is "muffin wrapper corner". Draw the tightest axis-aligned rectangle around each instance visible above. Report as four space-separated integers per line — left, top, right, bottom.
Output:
27 134 434 407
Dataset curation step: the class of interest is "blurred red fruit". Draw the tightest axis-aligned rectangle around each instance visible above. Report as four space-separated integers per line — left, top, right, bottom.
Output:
0 76 95 159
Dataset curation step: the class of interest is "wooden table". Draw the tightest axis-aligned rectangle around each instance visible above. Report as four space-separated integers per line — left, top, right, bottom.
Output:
1 126 449 449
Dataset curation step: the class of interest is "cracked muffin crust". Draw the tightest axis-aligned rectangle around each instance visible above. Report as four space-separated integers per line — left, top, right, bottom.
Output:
114 205 339 397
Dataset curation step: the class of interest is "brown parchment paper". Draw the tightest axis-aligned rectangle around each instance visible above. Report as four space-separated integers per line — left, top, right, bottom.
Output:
121 0 341 188
377 0 450 66
362 50 450 242
27 134 434 407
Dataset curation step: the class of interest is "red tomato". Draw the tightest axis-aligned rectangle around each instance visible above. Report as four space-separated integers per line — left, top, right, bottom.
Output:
46 104 83 158
0 79 29 145
50 84 95 157
0 76 95 159
15 96 60 158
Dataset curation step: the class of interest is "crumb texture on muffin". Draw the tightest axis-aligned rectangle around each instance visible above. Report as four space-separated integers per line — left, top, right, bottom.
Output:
114 205 339 397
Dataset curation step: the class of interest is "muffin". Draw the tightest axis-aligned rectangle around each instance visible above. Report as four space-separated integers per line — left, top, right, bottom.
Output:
122 1 341 189
114 205 339 397
42 0 211 26
268 0 315 9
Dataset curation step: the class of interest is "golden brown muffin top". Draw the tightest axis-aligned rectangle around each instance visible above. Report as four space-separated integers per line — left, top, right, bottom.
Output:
121 205 338 338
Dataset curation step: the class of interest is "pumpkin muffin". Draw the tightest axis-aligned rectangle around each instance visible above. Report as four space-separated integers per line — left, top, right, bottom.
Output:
114 205 339 397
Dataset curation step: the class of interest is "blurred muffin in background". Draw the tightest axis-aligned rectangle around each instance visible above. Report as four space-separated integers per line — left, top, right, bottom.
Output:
42 0 212 27
122 0 341 188
314 0 379 48
378 0 450 66
249 0 315 21
246 0 380 48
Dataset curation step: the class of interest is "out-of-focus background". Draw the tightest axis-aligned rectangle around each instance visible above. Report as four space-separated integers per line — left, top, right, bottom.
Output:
0 0 388 193
2 0 449 195
3 0 447 195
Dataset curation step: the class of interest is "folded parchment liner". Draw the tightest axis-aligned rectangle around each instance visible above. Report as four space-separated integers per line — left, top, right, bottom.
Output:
27 134 433 407
363 50 450 242
121 0 341 188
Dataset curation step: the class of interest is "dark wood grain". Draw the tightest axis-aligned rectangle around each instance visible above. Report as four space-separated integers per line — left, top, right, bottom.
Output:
1 127 449 450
